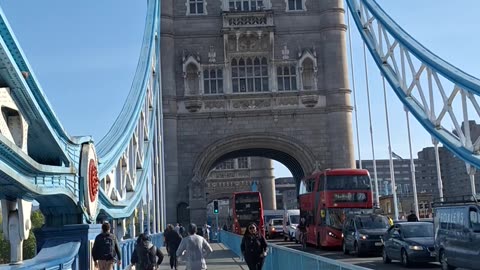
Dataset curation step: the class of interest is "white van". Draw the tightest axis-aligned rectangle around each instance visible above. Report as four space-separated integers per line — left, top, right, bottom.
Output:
283 209 300 241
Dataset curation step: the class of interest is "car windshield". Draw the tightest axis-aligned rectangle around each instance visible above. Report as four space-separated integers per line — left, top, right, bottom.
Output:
290 215 300 224
401 223 434 238
356 215 390 229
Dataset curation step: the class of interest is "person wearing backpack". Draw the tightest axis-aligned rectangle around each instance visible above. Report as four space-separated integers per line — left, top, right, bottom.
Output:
92 222 122 270
131 233 164 270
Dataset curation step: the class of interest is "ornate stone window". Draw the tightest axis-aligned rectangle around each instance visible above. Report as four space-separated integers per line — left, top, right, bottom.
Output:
183 55 202 95
187 0 206 15
231 57 269 93
238 157 249 169
298 50 318 91
203 68 223 94
229 0 264 11
286 0 305 11
276 65 297 91
215 159 235 170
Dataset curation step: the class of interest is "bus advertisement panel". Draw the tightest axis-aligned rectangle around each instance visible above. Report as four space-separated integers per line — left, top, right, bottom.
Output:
299 169 373 248
231 191 265 237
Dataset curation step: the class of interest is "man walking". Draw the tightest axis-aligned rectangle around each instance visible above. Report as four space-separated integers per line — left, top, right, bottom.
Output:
407 210 419 222
92 222 122 270
176 223 213 270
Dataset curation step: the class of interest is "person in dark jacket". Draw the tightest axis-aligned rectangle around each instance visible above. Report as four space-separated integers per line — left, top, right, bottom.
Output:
407 210 419 222
131 233 164 270
92 222 122 270
241 222 268 270
164 224 182 269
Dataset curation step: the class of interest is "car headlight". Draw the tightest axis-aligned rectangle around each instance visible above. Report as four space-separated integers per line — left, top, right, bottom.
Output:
359 234 368 240
409 245 424 251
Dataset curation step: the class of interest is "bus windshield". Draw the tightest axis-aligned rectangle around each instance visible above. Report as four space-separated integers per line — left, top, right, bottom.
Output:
235 194 261 227
326 209 347 230
326 175 371 190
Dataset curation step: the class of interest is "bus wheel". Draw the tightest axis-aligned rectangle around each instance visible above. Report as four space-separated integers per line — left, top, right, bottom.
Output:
316 234 322 249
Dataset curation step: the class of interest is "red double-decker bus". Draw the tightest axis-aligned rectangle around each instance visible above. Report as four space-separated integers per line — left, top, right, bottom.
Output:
299 169 373 248
231 191 265 237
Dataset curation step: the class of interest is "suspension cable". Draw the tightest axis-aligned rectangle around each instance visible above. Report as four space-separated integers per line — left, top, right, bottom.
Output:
405 109 420 219
382 76 399 221
363 43 380 207
347 7 362 169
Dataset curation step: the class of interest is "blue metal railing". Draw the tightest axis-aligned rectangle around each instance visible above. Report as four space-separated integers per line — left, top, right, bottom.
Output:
219 231 370 270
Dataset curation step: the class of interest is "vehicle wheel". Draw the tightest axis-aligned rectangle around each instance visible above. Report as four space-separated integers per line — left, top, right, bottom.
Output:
342 240 350 255
354 241 364 257
440 250 456 270
316 234 321 249
382 247 391 264
401 249 411 268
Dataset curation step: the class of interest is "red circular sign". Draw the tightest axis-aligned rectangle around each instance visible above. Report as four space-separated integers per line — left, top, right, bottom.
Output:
88 159 99 202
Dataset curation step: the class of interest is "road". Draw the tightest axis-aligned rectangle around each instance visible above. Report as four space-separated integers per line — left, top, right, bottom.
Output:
268 238 441 270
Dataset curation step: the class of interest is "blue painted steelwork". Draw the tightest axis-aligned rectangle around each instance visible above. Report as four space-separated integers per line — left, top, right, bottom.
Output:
218 230 369 270
346 0 480 168
0 0 162 222
0 241 80 270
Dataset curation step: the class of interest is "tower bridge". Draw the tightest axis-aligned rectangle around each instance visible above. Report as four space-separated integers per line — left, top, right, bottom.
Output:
0 0 479 269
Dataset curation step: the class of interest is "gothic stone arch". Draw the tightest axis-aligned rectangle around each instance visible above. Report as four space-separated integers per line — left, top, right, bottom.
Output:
188 133 318 223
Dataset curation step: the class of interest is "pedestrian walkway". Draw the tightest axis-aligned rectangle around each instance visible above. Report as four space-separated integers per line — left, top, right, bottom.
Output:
157 243 247 270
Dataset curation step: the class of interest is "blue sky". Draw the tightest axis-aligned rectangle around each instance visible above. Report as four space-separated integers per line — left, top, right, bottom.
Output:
1 1 479 178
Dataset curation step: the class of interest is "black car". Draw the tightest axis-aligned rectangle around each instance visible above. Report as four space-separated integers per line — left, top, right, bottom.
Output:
382 222 436 267
342 214 390 256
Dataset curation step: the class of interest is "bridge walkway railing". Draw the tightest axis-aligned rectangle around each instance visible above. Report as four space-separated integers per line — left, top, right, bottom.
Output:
219 230 370 270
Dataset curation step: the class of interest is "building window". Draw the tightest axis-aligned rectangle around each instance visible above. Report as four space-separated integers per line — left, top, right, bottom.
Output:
287 0 303 11
186 64 200 95
203 68 223 94
188 0 205 15
229 0 264 11
238 157 249 169
277 65 297 91
302 58 315 90
232 57 269 93
216 159 235 170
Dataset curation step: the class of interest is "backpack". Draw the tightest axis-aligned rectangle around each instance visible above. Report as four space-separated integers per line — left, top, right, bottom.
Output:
137 244 157 270
99 233 116 260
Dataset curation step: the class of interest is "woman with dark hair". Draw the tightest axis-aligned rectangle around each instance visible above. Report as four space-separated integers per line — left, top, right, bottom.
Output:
241 222 268 270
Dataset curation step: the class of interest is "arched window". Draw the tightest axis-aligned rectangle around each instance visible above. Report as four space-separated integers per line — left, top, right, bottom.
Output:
277 65 297 91
302 58 315 90
203 68 223 94
231 57 269 93
186 63 200 95
177 202 190 225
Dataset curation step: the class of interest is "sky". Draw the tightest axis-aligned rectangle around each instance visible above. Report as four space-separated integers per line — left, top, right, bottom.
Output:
0 1 479 178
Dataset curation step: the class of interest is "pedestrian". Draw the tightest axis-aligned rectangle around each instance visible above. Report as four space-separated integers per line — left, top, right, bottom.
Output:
222 224 228 231
202 223 210 242
131 233 164 270
241 222 267 270
174 223 180 234
179 224 186 237
176 223 213 270
92 222 122 270
164 224 182 270
407 210 419 222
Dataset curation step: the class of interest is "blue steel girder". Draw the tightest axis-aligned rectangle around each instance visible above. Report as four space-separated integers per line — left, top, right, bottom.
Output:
0 0 163 223
346 0 480 169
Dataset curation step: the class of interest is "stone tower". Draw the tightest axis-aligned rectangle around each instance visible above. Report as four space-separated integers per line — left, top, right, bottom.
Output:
161 0 354 224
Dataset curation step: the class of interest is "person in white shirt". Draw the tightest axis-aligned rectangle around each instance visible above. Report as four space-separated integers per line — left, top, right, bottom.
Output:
176 223 213 270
